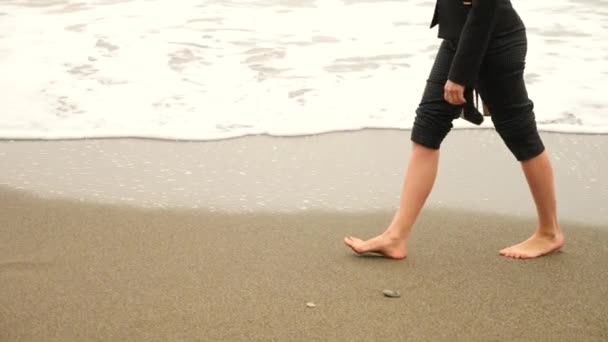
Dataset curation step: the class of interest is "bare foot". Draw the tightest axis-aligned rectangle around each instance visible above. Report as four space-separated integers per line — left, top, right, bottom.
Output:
499 230 564 259
343 234 407 259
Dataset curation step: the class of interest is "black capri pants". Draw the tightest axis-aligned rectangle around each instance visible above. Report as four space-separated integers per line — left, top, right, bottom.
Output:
411 28 545 161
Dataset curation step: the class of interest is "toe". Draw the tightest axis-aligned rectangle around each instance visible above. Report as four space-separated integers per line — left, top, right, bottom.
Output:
344 237 353 247
517 252 528 259
350 237 363 244
500 246 513 254
516 250 527 258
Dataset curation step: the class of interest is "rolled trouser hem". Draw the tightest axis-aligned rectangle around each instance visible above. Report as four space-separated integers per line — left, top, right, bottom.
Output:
410 108 453 150
513 144 545 162
410 130 442 150
495 110 545 162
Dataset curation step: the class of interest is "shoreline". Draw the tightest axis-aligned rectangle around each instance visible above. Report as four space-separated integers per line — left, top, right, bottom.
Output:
1 129 606 225
1 126 607 143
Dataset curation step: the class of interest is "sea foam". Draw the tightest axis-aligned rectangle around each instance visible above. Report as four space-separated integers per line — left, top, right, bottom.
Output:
1 0 606 140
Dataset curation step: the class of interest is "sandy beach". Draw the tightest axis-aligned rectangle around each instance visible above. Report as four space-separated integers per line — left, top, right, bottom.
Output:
1 129 607 341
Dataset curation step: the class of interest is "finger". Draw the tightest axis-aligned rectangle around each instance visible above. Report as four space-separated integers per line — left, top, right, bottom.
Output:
451 90 464 105
445 95 451 105
444 88 455 105
446 92 455 105
457 89 466 104
446 90 456 105
443 89 451 104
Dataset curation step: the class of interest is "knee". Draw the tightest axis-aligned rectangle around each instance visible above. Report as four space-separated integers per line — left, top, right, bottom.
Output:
410 106 454 150
493 112 545 161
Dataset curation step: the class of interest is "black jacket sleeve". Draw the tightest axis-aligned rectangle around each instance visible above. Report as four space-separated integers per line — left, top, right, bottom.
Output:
448 0 499 86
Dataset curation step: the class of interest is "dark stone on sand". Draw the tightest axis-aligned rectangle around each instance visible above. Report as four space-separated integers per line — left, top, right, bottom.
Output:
383 290 401 298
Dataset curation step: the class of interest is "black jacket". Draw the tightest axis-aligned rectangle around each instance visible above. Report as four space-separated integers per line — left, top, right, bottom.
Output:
430 0 525 86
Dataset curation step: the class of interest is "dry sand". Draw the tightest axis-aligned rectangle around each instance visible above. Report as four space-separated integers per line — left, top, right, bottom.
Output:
1 129 607 341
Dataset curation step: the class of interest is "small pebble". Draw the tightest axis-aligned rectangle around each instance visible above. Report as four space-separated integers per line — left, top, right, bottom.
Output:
306 302 316 308
383 289 401 298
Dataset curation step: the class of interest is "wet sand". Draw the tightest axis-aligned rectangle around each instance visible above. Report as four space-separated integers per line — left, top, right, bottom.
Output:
0 129 606 223
1 129 607 341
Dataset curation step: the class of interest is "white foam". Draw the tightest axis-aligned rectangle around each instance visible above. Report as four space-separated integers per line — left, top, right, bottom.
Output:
0 0 607 140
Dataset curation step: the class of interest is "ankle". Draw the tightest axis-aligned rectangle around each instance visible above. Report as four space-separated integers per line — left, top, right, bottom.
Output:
383 228 408 241
535 225 561 239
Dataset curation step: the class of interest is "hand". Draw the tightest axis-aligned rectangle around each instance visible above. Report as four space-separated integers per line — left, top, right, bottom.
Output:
444 80 466 105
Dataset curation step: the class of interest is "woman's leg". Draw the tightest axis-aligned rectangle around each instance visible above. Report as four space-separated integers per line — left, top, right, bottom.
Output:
344 40 460 259
477 30 563 258
500 151 563 258
344 143 439 259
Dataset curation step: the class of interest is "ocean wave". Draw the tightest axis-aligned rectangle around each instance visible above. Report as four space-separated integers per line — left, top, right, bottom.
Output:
1 0 607 140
